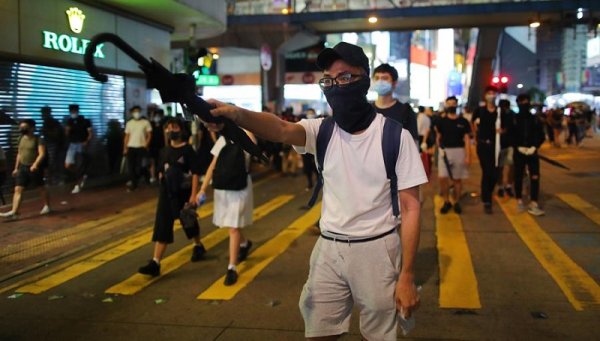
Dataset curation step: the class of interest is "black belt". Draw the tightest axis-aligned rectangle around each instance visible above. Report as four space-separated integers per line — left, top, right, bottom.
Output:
478 139 493 144
320 227 397 243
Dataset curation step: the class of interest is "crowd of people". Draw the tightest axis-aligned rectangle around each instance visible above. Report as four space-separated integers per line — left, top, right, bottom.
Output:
1 40 600 340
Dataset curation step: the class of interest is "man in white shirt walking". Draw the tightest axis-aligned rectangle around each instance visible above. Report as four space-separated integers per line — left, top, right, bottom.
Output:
123 106 152 191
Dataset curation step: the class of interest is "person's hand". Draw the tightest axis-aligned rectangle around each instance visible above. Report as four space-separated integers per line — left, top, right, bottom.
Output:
30 164 38 172
123 148 128 155
207 99 244 124
517 147 528 155
465 156 471 165
526 146 537 155
420 142 427 152
12 169 17 177
395 273 420 319
196 191 207 207
439 148 445 157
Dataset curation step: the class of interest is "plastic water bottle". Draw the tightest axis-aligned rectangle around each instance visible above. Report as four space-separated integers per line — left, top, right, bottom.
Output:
196 192 206 207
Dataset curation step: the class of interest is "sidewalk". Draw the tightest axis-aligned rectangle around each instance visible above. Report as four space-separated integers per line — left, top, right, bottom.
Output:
0 162 275 282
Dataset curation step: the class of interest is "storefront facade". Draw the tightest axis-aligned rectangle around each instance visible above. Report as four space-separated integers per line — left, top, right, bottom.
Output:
0 0 170 176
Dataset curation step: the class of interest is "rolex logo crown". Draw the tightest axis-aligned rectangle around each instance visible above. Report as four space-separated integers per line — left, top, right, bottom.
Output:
66 7 85 34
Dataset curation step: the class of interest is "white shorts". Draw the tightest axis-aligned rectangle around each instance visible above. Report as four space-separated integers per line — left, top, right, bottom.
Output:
65 143 85 165
299 231 402 340
498 147 513 167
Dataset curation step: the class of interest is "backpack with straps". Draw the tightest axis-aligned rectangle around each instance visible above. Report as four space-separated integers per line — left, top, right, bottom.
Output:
212 139 248 191
307 115 403 217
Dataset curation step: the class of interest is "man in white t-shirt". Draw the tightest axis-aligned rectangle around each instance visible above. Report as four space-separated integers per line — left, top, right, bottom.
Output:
123 106 152 191
203 42 427 341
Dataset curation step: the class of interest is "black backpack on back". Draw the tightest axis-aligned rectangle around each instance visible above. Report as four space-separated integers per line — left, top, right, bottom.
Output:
212 139 248 190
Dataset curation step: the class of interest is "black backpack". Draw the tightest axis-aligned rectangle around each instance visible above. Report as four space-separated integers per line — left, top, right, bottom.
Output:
212 139 248 190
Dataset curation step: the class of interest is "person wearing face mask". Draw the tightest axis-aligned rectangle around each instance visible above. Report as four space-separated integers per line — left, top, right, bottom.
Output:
372 63 419 142
138 118 205 277
201 42 427 340
496 99 516 198
513 94 545 216
472 86 500 214
0 119 50 219
64 104 93 194
148 109 166 183
123 105 152 191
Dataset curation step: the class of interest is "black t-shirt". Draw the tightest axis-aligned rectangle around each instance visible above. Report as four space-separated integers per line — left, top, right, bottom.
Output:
499 109 516 149
472 106 498 142
374 101 419 141
436 116 471 148
159 144 201 176
66 116 92 143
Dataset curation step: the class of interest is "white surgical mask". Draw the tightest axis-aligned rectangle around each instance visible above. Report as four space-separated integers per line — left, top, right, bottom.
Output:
132 111 141 120
371 80 393 96
70 113 78 119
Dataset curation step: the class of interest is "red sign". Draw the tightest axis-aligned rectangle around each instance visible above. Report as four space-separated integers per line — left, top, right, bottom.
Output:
221 75 234 85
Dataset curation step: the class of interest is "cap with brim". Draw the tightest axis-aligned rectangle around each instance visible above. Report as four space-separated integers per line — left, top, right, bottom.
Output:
316 42 370 75
69 104 79 111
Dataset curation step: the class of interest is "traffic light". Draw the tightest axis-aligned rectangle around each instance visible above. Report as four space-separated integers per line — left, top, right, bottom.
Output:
492 75 509 93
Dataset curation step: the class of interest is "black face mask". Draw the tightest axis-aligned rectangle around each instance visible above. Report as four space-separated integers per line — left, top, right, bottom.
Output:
446 106 457 114
518 104 531 114
323 77 375 133
168 131 182 141
20 128 29 135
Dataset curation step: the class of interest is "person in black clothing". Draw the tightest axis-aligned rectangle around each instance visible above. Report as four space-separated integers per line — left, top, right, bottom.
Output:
496 99 516 197
40 106 64 185
105 119 123 174
148 109 166 183
372 63 418 142
301 108 318 191
472 86 500 214
64 104 92 194
513 94 546 216
435 98 472 214
138 118 206 277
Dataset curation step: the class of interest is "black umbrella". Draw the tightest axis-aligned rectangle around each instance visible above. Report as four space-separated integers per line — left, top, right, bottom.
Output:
0 110 17 125
539 154 570 171
83 33 268 163
439 145 454 180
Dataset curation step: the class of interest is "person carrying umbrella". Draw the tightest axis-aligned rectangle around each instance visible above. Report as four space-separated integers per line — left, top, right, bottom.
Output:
513 94 545 216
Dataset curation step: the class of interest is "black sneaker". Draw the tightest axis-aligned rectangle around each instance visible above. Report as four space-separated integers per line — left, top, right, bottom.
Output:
224 269 238 286
138 260 160 277
440 202 453 214
453 203 462 214
238 240 253 263
497 188 505 197
191 244 206 262
484 203 493 215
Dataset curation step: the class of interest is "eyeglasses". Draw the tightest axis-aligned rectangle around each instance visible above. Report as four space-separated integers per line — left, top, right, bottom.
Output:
318 73 365 90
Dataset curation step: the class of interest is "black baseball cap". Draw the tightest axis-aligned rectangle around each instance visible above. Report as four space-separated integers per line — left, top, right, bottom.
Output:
69 104 79 111
316 42 370 75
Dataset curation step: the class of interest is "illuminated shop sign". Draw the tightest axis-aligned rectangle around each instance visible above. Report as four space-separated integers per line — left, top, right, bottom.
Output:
41 7 105 59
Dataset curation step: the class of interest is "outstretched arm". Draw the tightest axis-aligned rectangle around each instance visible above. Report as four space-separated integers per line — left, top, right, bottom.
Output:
206 100 306 146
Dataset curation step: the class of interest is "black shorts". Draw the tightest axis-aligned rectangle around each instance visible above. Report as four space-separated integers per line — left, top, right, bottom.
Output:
152 181 198 243
15 165 44 188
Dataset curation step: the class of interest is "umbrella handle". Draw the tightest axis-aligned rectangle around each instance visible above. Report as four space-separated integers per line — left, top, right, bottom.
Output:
84 33 152 82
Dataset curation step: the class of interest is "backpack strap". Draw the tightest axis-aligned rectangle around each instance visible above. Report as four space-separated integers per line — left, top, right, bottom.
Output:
382 117 403 218
307 117 335 208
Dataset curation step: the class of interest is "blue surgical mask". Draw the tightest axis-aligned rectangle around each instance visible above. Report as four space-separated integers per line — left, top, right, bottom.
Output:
371 80 393 96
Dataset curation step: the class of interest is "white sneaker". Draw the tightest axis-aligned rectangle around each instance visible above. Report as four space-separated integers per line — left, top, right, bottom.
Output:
527 203 545 216
40 205 51 215
80 175 88 188
149 177 157 184
71 185 81 194
0 211 18 219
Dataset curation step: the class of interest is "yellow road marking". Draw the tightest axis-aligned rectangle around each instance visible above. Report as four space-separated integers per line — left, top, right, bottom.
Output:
6 174 277 294
197 202 321 301
14 203 214 294
0 200 157 261
556 193 600 227
496 197 600 310
105 195 295 295
434 195 481 309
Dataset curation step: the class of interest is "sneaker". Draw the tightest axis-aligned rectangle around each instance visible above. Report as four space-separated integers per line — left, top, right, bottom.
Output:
40 205 51 215
0 211 17 219
238 240 253 263
505 187 514 197
517 200 526 212
224 269 238 286
71 185 81 194
484 203 493 214
149 177 157 185
138 260 160 277
497 188 505 197
528 204 545 216
190 244 206 262
440 202 453 214
453 203 462 214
